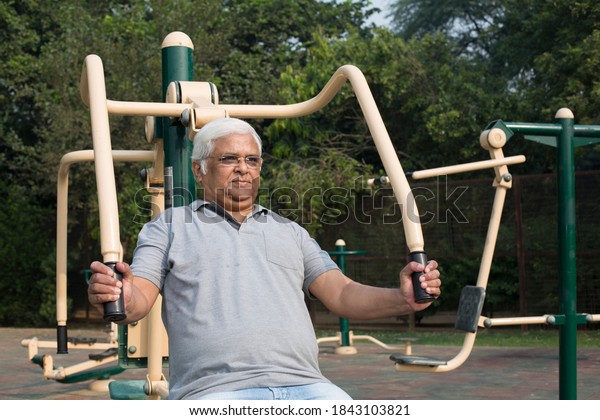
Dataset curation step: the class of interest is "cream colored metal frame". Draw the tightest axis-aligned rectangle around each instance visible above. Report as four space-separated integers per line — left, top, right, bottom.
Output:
78 55 433 397
21 149 155 390
390 128 526 372
25 39 532 397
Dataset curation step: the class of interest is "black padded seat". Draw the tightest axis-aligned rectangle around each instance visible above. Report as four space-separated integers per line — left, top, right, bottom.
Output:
389 354 447 366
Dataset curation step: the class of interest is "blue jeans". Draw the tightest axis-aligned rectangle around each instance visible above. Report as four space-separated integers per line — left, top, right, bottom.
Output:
193 382 352 400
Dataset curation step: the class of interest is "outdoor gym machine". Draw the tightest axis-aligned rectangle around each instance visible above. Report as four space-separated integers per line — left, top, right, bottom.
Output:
473 111 600 400
389 110 600 400
20 149 155 391
389 124 525 372
46 30 439 399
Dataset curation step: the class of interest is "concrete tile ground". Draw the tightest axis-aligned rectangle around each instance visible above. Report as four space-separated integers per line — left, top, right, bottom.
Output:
2 327 600 400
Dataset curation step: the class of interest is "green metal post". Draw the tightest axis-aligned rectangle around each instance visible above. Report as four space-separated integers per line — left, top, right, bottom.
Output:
556 109 577 400
328 240 367 348
483 112 600 398
335 242 351 347
161 33 196 209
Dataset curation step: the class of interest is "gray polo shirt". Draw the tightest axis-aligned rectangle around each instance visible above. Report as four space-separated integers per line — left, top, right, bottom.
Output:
130 200 339 399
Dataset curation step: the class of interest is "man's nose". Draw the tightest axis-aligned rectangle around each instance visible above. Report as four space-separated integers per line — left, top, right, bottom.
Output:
234 158 250 173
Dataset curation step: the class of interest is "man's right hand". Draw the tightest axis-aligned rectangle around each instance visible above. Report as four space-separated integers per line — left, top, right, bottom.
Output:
88 261 133 316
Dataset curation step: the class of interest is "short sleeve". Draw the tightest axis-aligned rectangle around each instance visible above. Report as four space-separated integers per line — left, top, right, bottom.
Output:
298 227 340 296
130 211 171 290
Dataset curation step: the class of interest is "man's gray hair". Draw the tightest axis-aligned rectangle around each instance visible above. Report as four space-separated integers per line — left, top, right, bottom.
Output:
191 117 263 174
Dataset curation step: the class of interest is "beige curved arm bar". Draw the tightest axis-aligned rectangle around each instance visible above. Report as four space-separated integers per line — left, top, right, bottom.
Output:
80 55 124 264
225 65 424 251
395 167 512 373
56 149 155 327
80 56 424 252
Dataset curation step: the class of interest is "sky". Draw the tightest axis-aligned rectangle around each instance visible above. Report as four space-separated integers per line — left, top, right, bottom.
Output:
367 0 393 28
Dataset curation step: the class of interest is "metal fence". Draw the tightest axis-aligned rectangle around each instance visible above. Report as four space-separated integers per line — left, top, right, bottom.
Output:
317 170 600 326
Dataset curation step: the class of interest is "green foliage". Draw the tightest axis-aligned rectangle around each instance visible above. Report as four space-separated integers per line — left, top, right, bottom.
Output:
0 0 378 326
389 0 505 57
86 165 152 261
390 0 600 172
259 148 371 237
1 0 600 327
0 179 54 326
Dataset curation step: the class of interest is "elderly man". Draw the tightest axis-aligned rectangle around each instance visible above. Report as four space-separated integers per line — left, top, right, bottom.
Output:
88 117 441 400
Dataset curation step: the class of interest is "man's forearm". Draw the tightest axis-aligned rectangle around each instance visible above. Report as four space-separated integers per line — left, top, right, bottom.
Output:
336 281 413 320
117 277 158 324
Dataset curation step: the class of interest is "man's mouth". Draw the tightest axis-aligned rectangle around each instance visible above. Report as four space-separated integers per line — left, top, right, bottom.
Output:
231 180 252 188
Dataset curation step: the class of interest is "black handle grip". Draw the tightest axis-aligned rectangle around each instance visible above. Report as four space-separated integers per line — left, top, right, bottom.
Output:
409 251 436 303
103 261 127 322
56 325 68 354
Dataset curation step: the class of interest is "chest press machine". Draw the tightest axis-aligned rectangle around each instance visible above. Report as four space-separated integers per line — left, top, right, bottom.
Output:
23 31 598 401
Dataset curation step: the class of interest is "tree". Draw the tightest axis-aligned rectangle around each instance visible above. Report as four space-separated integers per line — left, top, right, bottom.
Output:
0 0 379 325
4 0 599 326
388 0 505 57
388 0 600 172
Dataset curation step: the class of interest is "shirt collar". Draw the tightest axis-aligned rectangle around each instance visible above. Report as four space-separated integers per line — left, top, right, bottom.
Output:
191 199 268 219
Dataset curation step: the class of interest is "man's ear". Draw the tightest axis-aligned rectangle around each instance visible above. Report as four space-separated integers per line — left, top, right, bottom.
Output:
192 161 203 183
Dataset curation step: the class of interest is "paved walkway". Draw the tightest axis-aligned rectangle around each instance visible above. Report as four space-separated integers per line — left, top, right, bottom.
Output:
2 327 600 400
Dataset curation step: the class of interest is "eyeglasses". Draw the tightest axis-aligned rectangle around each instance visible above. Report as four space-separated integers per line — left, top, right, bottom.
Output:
208 154 263 169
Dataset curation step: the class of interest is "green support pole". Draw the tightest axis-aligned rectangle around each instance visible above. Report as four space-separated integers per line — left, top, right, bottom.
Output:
335 242 350 347
116 32 197 375
556 109 577 400
328 239 367 350
161 33 196 209
484 108 600 399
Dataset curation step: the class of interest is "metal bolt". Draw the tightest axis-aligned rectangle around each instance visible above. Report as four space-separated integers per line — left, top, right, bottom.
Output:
128 346 137 354
180 108 190 125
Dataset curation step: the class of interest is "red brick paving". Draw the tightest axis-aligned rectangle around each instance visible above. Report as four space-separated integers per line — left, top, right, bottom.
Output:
2 328 600 400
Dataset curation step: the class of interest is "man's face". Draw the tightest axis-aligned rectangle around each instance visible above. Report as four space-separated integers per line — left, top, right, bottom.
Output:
192 133 261 214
